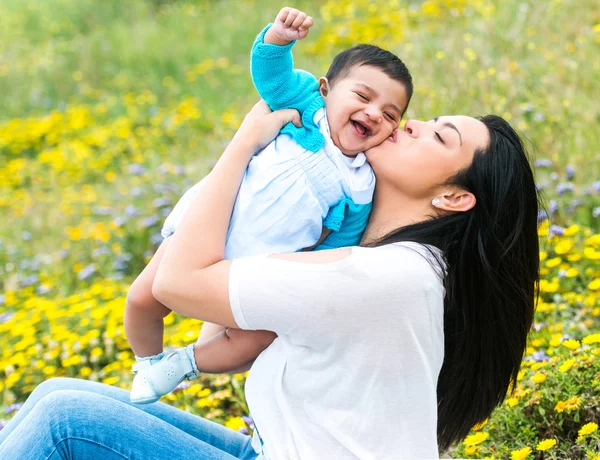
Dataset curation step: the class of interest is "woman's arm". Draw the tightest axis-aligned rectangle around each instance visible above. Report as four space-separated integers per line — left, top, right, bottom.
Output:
152 102 302 326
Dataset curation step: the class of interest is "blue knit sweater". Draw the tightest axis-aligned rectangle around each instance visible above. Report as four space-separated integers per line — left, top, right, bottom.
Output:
251 25 372 249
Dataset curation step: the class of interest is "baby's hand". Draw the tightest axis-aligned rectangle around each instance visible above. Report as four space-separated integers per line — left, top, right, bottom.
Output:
269 7 314 44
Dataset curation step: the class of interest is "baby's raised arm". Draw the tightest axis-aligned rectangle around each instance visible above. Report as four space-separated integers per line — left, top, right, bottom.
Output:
251 7 317 112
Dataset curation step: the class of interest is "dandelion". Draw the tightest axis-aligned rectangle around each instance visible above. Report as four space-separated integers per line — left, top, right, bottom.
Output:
578 422 598 440
555 395 582 413
463 431 489 446
531 372 547 383
583 334 600 345
559 358 577 372
536 439 557 451
562 339 581 350
511 446 532 460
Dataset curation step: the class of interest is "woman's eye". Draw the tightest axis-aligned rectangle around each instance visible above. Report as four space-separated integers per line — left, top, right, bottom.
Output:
434 131 445 144
357 93 369 101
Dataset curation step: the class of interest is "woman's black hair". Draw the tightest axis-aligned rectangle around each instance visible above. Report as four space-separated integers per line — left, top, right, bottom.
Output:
369 115 540 450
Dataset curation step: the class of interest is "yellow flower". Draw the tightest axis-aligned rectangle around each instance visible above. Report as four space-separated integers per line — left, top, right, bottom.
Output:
507 397 519 407
536 438 557 451
578 422 598 438
546 257 562 268
583 334 600 345
511 446 532 460
472 418 489 431
559 358 576 373
562 339 581 350
588 277 600 290
463 431 489 446
224 417 246 431
464 445 478 455
531 372 546 384
555 396 582 413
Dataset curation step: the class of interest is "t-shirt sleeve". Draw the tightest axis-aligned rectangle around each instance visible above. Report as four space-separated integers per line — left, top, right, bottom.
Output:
229 252 360 338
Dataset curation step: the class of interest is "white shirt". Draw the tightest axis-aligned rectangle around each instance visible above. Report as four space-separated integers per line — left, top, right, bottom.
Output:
229 242 446 459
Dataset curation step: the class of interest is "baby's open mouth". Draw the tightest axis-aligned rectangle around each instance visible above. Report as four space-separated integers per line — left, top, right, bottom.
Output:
351 120 372 137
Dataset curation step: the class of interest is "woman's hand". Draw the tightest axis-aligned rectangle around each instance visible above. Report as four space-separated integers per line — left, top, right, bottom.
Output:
232 100 302 153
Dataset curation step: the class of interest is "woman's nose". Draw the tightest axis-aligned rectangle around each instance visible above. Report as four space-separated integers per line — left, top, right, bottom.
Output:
404 120 417 136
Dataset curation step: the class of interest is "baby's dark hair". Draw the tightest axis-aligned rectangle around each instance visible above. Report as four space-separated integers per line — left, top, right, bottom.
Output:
325 44 413 115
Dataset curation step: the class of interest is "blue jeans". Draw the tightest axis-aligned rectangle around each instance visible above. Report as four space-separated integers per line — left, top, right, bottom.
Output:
0 378 258 459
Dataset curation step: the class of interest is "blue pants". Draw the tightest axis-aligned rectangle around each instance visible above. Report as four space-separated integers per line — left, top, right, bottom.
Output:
0 378 258 459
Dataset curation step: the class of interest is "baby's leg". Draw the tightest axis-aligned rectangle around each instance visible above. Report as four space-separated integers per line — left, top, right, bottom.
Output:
194 328 277 374
124 238 173 357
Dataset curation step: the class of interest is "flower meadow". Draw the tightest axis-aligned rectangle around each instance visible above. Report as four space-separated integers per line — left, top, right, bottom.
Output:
1 0 599 458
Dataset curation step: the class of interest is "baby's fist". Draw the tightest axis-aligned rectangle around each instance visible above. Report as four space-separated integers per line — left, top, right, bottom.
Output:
271 7 313 43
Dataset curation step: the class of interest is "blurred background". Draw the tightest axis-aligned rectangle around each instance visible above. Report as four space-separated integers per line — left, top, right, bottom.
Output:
0 0 599 457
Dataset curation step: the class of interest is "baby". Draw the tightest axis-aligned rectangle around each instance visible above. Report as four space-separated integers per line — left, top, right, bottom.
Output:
126 7 413 403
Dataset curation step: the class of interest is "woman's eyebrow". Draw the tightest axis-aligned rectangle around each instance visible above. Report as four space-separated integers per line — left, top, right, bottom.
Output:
433 117 463 145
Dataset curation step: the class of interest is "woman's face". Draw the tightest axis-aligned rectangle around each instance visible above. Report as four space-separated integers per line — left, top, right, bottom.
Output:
364 116 490 200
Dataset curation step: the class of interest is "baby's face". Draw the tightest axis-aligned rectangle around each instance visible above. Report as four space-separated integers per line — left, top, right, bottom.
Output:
321 65 409 156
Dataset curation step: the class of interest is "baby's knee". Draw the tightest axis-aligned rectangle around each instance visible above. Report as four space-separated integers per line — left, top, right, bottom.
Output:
126 280 154 311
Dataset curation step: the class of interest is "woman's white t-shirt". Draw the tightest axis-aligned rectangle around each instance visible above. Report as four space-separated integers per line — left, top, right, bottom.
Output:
229 242 445 460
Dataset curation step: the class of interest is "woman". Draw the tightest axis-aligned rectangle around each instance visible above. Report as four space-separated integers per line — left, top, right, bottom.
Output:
0 102 539 459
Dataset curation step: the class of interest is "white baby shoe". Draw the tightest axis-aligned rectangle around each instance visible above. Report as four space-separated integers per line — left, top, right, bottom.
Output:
130 345 199 404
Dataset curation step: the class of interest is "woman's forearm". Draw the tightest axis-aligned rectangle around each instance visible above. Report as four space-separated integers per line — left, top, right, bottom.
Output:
159 137 254 274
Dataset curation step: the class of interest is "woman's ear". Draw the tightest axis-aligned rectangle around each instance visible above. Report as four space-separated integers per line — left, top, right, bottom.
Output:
319 77 330 98
435 189 476 213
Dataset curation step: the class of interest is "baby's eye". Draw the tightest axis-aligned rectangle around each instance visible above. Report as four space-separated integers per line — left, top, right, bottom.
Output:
384 112 395 122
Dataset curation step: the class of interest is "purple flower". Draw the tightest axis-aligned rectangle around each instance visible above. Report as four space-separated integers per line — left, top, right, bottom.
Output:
534 158 552 168
242 415 255 428
0 419 8 431
113 216 127 227
150 233 164 245
142 215 159 228
0 312 14 323
239 427 249 435
593 181 600 192
549 225 565 236
128 164 146 175
593 207 600 218
21 231 32 241
530 351 550 362
565 165 576 180
160 207 172 217
173 381 190 393
5 403 23 415
532 322 547 332
36 284 51 295
20 274 39 288
131 187 143 197
77 264 97 281
548 200 558 215
93 206 112 216
93 247 110 257
153 197 172 208
125 205 139 217
556 183 575 195
537 210 548 223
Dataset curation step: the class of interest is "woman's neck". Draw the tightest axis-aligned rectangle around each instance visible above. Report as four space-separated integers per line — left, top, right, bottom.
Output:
360 184 432 245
